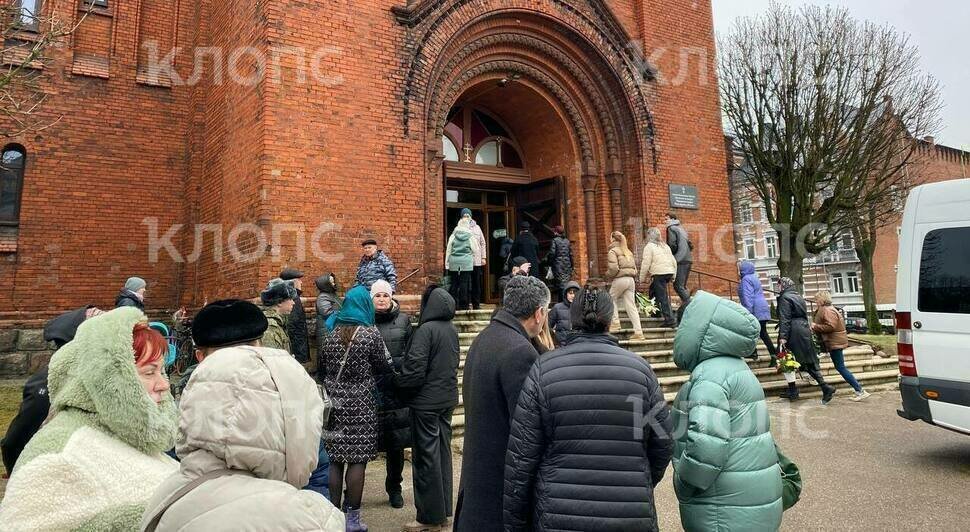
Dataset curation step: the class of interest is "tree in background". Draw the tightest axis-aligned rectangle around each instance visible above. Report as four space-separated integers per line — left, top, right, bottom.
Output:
1 3 92 138
719 2 942 333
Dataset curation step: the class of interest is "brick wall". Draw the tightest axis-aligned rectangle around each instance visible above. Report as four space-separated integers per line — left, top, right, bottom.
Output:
0 0 738 323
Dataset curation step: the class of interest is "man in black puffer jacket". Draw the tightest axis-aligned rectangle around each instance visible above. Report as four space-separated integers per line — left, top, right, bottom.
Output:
504 284 674 532
372 280 413 509
547 281 580 346
395 286 459 531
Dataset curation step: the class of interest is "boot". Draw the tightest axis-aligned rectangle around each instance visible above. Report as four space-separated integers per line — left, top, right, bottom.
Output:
388 492 404 509
778 382 800 401
768 355 777 368
346 508 368 532
806 367 837 405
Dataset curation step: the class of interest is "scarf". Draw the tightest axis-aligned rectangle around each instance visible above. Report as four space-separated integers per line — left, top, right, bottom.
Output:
326 285 375 331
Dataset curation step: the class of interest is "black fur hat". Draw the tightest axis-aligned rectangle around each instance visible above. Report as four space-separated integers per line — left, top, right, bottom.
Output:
192 299 268 348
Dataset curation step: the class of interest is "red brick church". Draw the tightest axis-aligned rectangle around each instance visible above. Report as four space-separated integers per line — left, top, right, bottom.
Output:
0 0 735 316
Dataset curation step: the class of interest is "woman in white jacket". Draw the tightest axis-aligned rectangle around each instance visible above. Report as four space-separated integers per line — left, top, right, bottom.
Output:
639 227 679 327
140 345 344 531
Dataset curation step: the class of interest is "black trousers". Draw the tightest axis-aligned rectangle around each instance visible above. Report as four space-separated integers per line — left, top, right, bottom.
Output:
471 266 484 308
385 447 405 495
651 274 675 325
759 320 779 357
674 261 692 305
449 271 472 309
411 407 454 525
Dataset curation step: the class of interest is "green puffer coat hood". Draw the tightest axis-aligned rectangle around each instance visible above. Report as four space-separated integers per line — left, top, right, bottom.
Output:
670 291 783 532
48 306 177 454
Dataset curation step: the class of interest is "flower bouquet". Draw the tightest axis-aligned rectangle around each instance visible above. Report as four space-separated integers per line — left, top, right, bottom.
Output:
776 349 801 373
635 292 658 317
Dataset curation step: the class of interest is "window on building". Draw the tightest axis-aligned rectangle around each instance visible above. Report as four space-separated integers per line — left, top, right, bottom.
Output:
744 238 756 260
847 271 860 293
831 273 845 294
442 135 459 162
918 227 970 314
759 204 768 221
739 201 752 223
474 140 498 166
0 145 26 225
17 0 42 29
840 233 854 250
445 105 524 169
765 235 777 259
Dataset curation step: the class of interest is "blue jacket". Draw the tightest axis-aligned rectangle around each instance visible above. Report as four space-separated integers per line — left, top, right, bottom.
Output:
738 262 771 321
354 250 398 291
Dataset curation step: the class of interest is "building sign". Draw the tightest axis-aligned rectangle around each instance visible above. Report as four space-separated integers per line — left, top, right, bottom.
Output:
668 184 699 210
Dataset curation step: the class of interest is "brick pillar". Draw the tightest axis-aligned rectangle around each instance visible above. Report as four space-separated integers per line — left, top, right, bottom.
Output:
582 173 600 277
605 172 624 233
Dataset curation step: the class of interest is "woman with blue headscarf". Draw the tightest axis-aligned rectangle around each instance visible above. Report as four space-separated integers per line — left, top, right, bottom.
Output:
319 285 394 530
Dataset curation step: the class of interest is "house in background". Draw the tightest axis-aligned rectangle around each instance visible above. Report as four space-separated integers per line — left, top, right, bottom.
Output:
725 134 969 325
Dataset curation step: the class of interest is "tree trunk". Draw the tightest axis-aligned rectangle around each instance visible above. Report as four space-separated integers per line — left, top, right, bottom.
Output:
777 234 807 292
856 242 883 335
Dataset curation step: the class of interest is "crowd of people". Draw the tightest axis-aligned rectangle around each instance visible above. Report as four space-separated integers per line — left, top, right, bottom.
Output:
0 216 867 532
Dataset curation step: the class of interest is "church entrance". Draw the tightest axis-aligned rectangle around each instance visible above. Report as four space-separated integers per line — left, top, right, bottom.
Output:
441 101 566 303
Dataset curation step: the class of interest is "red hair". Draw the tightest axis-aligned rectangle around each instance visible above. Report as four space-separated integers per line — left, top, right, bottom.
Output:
132 322 167 366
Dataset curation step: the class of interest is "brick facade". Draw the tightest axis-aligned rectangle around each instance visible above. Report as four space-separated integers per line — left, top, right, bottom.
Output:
0 0 736 320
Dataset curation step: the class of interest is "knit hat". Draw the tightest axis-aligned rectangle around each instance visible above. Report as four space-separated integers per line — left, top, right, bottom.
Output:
778 277 796 291
570 284 615 333
361 239 378 247
370 279 393 298
261 278 297 306
553 225 564 235
192 299 268 348
519 221 531 230
279 268 304 281
460 208 472 218
124 277 146 292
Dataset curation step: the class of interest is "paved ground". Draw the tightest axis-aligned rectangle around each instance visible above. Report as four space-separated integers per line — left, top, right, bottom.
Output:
362 389 969 531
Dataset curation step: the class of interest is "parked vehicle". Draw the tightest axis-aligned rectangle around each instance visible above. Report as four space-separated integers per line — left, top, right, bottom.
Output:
896 179 970 435
845 317 868 334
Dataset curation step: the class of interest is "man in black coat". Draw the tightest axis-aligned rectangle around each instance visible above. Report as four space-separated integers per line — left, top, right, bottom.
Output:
395 286 459 531
455 276 549 532
1 306 101 473
504 284 673 531
507 222 541 278
280 268 310 363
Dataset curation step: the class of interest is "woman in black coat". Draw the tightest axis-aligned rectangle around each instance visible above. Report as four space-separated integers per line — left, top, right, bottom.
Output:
504 284 674 532
547 281 580 346
372 280 413 508
776 277 836 403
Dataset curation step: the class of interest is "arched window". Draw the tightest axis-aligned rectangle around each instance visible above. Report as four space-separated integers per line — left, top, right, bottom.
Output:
442 135 460 162
0 145 26 225
445 106 525 169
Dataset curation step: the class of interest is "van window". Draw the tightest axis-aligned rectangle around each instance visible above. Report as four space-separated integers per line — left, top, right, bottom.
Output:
918 227 970 314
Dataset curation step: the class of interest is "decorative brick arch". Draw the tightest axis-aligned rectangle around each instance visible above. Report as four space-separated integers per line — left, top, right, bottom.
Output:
392 0 658 171
395 1 659 277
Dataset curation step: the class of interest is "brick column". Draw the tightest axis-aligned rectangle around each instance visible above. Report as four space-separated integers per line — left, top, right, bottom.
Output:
605 172 624 233
582 173 600 277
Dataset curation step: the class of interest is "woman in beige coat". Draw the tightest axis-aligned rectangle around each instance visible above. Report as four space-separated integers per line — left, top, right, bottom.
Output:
606 230 644 339
140 346 344 531
812 290 870 401
639 227 679 327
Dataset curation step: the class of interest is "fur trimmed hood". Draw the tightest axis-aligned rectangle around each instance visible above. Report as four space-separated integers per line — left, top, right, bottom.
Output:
48 306 177 454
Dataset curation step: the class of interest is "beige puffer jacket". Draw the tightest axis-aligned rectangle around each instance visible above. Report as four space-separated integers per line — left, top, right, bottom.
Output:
638 242 678 282
140 346 344 531
606 246 638 280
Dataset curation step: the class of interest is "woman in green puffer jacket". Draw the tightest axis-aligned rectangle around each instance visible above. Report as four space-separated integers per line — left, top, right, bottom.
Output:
671 291 783 532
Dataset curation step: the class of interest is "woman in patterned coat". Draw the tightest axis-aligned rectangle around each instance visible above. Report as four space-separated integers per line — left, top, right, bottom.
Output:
319 285 394 530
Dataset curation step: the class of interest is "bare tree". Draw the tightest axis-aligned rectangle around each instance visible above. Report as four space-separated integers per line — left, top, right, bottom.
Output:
719 2 943 324
0 3 92 138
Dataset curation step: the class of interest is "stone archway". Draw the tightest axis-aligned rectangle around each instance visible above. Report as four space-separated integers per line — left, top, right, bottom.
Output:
394 2 657 280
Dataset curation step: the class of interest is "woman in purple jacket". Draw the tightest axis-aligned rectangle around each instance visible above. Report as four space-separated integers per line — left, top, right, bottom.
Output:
738 261 777 366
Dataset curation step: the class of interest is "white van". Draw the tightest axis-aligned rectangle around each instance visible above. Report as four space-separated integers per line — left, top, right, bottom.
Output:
896 178 970 435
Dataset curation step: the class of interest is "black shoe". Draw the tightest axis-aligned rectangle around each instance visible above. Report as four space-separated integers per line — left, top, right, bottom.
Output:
388 492 404 508
779 382 800 401
822 386 837 405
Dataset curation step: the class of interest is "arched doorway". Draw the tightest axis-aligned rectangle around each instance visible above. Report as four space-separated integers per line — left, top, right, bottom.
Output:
441 82 577 302
401 5 658 289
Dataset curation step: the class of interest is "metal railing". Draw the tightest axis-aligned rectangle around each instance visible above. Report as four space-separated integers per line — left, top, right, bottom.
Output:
690 267 818 316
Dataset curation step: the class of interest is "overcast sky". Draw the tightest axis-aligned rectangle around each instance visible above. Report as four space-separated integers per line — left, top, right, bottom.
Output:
712 0 970 150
